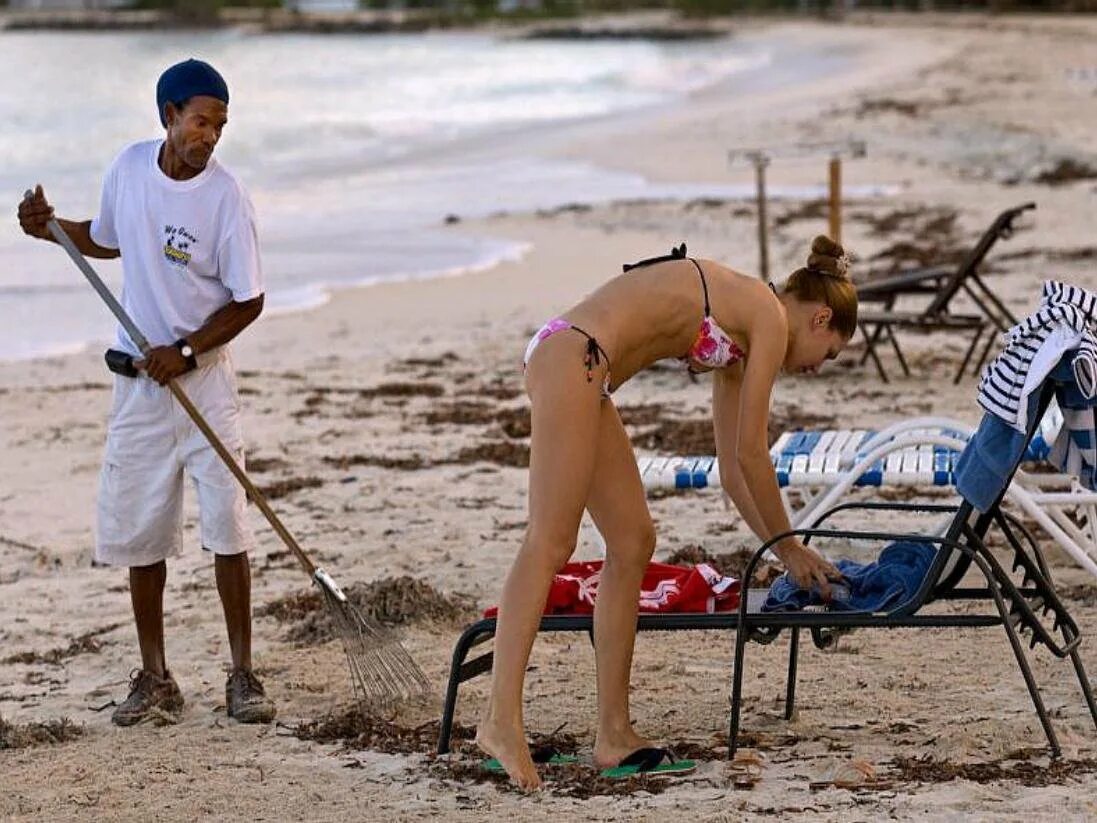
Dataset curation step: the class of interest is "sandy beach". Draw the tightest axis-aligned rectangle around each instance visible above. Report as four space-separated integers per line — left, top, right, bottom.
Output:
2 14 1097 821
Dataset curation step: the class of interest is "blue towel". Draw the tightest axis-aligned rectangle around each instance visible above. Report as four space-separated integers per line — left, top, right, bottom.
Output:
957 353 1097 511
763 541 935 613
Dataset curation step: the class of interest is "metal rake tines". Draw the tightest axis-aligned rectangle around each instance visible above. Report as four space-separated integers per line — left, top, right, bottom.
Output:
318 584 431 707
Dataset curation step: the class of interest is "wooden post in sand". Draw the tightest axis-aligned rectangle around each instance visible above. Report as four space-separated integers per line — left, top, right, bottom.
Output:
728 139 865 282
828 155 842 244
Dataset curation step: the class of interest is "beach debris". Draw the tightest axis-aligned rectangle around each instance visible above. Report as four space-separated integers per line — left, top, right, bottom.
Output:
631 418 715 454
0 714 83 749
246 456 292 474
728 749 765 789
136 706 181 727
1057 583 1097 606
451 441 529 468
258 576 477 645
323 453 428 471
629 404 835 456
520 23 728 42
255 476 324 501
357 382 445 400
664 544 782 587
419 402 531 439
293 710 467 755
0 534 50 555
322 438 529 471
851 89 966 120
809 758 877 790
887 752 1097 787
472 380 522 401
616 403 669 427
774 199 830 229
1032 157 1097 186
422 401 496 426
2 624 121 666
396 352 460 370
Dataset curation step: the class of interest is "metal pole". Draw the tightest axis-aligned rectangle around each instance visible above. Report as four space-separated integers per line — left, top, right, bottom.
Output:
828 155 842 245
754 153 770 283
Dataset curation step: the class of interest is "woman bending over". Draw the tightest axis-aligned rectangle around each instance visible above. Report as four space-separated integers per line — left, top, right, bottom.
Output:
478 236 857 788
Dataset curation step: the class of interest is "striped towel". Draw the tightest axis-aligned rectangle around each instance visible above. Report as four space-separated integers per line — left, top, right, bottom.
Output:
1049 407 1097 491
978 281 1097 431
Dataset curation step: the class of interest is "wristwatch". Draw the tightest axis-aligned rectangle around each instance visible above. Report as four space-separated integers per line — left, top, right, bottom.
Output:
174 338 198 371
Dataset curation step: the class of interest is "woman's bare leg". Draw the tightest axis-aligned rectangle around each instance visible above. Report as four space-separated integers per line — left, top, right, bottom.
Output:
584 403 658 768
476 334 606 789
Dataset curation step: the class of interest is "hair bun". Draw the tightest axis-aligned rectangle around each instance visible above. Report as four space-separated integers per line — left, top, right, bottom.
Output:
806 235 850 279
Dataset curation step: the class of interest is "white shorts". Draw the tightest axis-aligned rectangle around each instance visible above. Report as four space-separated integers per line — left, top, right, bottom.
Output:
95 348 254 567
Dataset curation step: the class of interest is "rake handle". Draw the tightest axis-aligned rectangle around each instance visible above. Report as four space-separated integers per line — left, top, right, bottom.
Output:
33 196 317 579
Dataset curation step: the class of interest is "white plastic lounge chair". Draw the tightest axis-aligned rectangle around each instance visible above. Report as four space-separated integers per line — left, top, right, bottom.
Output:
636 404 1097 578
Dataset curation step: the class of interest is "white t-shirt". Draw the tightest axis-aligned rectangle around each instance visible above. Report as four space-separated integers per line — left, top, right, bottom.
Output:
90 139 264 356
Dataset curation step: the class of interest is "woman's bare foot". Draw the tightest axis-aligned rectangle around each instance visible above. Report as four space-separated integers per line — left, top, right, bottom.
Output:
593 727 653 770
476 717 542 790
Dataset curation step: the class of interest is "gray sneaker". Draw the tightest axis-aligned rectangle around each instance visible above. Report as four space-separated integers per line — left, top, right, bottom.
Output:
226 668 276 724
111 669 184 727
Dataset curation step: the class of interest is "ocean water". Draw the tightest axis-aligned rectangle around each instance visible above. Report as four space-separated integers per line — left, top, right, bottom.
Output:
0 28 849 361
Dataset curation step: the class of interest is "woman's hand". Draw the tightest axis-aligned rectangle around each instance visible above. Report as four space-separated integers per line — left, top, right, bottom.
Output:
774 540 842 598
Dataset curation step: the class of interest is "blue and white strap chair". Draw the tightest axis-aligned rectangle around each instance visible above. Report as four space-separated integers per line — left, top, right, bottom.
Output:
637 404 1097 579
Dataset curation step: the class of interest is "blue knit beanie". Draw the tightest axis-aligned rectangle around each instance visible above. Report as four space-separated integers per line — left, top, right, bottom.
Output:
156 59 229 127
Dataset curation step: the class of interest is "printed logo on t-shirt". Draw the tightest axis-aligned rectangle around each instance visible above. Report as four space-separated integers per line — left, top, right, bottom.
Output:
162 224 198 268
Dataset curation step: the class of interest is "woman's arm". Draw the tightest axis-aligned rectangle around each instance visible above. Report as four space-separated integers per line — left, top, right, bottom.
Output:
712 365 769 538
724 299 841 593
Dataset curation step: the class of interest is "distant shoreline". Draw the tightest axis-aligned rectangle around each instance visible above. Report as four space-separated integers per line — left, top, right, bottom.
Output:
0 8 733 39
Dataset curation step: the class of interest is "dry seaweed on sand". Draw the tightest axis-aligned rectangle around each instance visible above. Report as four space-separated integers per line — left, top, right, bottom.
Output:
887 752 1097 787
293 710 466 755
322 453 429 471
1032 158 1097 186
419 403 532 439
396 352 460 369
2 623 122 666
246 456 291 474
357 382 445 400
631 418 716 454
257 576 478 644
421 401 497 426
0 714 83 750
449 440 529 468
255 476 324 501
1057 583 1097 606
664 544 783 586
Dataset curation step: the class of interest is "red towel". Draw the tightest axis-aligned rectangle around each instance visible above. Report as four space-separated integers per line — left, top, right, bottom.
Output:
484 561 740 617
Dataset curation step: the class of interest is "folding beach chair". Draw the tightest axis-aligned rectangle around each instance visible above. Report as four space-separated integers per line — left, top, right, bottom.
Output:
728 377 1097 758
637 405 1097 579
856 202 1034 383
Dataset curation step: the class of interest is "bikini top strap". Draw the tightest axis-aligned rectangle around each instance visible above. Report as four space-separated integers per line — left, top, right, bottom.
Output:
622 242 687 273
689 258 711 316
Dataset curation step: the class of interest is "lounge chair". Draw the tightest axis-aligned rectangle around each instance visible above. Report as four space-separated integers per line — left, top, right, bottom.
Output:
729 377 1097 757
637 405 1097 579
437 369 1097 758
856 202 1035 383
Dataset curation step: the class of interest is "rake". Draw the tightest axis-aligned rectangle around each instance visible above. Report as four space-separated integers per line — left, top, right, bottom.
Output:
28 190 430 707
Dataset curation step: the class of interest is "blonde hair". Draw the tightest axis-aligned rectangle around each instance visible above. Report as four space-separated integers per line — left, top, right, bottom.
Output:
781 235 858 338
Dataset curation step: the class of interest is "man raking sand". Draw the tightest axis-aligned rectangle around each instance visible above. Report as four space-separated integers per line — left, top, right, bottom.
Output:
17 58 428 727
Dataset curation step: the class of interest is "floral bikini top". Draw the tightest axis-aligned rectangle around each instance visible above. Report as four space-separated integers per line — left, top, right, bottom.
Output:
623 244 745 371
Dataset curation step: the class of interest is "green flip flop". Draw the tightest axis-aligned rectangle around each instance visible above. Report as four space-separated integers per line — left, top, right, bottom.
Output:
481 745 580 774
600 747 696 780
